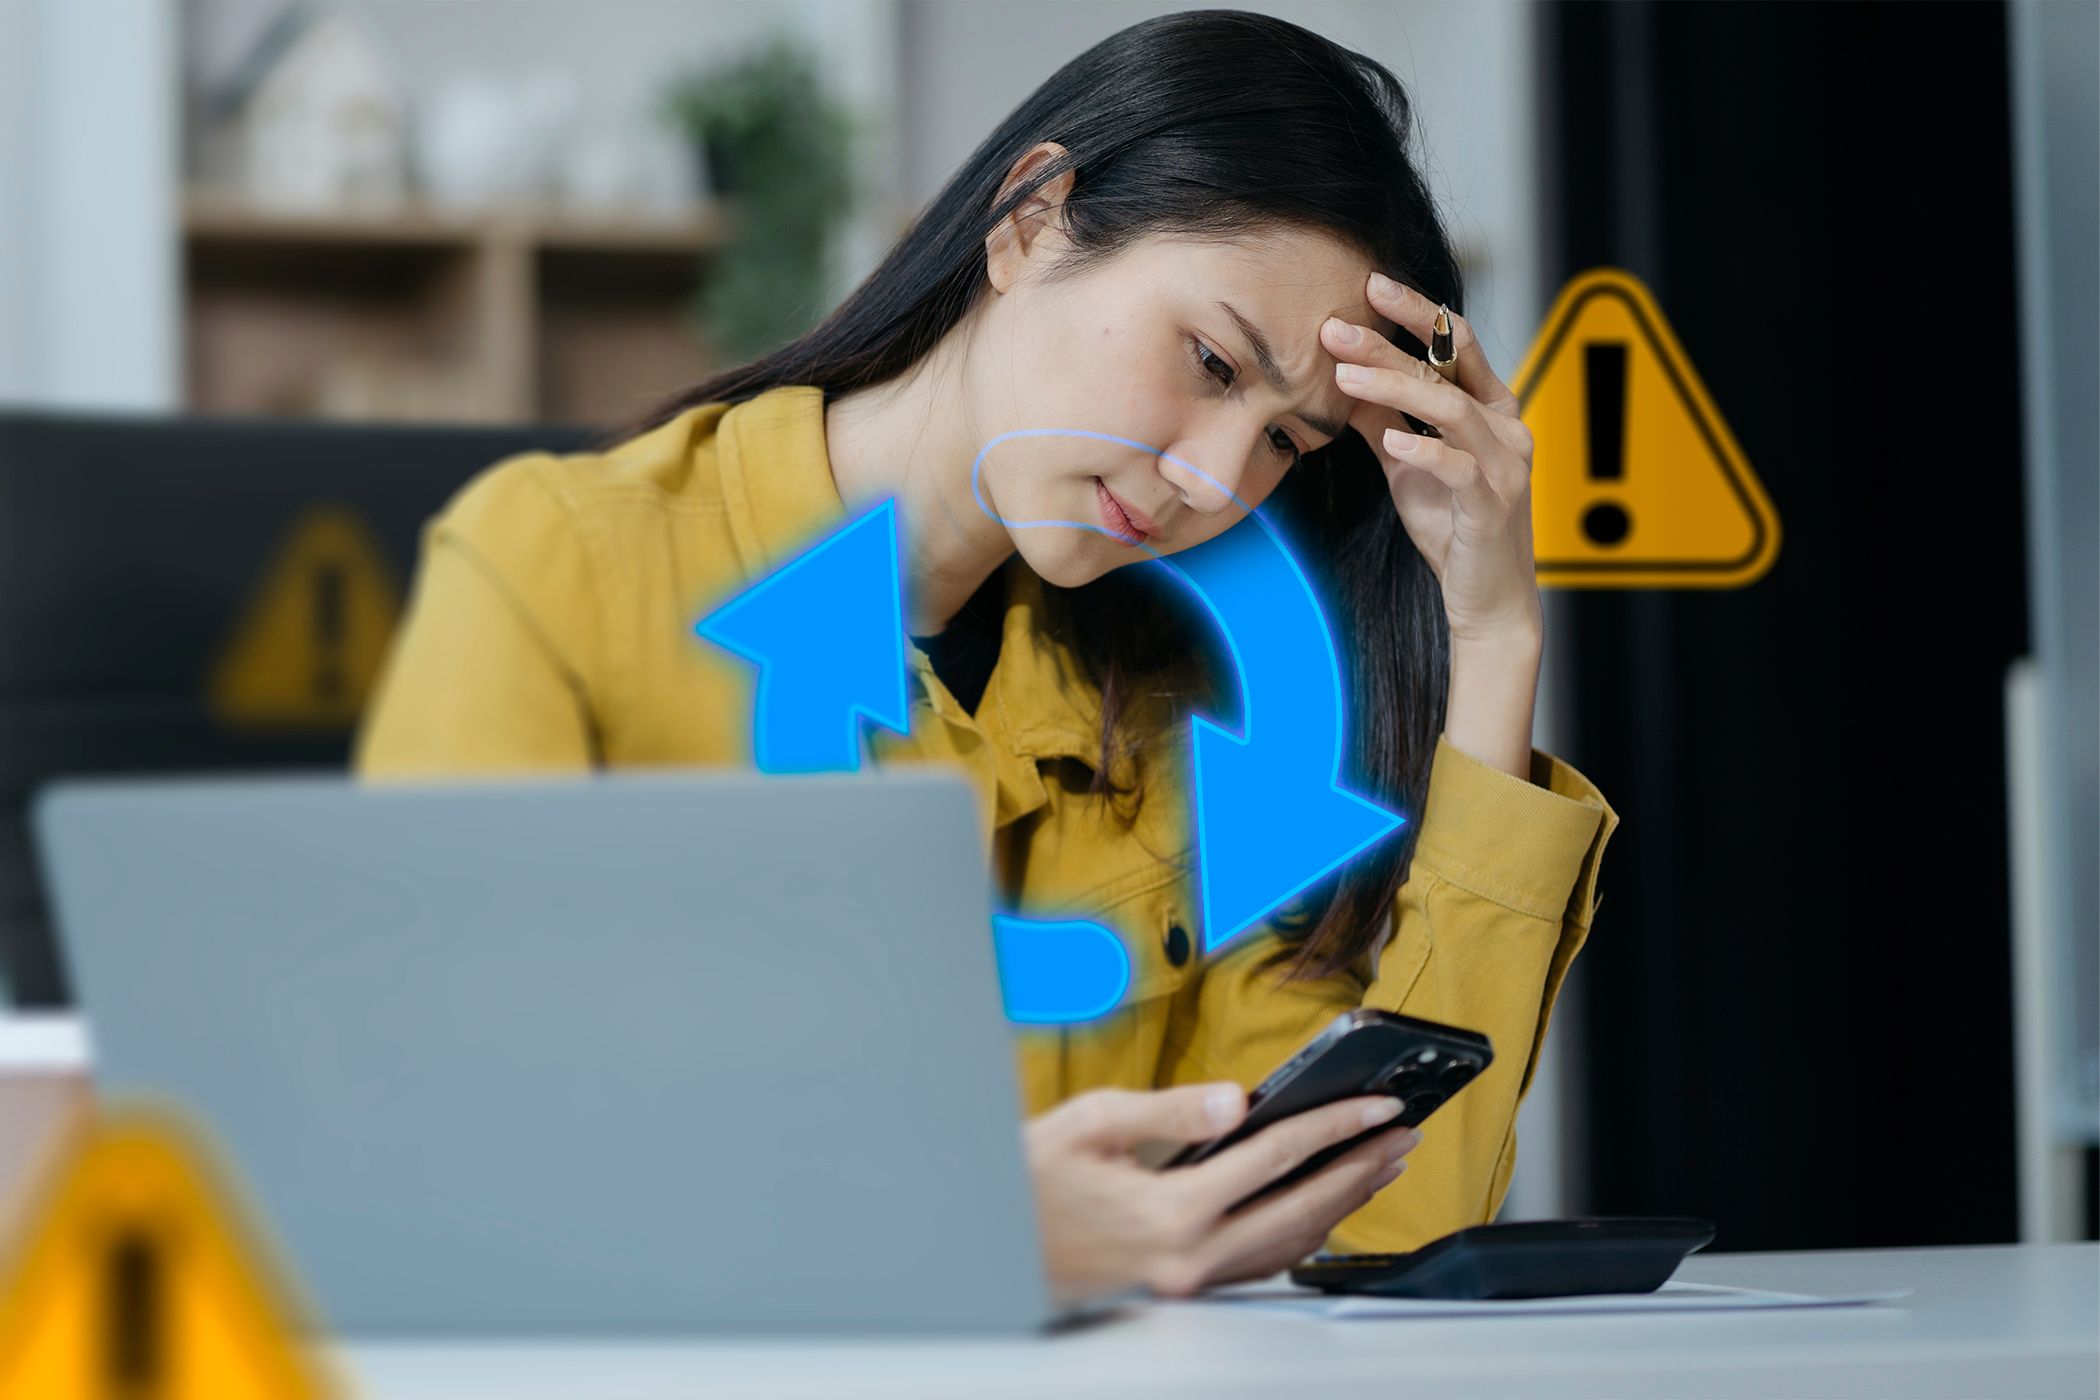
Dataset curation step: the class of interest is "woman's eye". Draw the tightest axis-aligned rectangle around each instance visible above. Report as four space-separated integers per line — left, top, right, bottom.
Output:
1190 338 1300 465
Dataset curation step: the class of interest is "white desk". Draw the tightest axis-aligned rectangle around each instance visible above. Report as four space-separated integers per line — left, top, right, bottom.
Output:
337 1242 2098 1399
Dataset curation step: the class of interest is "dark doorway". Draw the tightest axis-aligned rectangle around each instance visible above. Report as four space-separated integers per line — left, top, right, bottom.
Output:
1539 0 2027 1248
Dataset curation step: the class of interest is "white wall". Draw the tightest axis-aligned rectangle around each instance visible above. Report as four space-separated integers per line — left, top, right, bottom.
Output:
2007 0 2099 1241
0 0 179 411
0 0 33 400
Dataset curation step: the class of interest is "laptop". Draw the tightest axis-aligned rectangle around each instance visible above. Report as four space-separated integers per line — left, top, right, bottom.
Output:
32 767 1056 1335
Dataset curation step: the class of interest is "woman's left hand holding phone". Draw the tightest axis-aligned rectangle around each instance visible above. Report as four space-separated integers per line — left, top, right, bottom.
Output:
1024 1083 1421 1302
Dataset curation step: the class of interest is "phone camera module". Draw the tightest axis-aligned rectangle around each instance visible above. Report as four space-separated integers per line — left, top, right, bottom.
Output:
1383 1065 1428 1094
1438 1058 1478 1086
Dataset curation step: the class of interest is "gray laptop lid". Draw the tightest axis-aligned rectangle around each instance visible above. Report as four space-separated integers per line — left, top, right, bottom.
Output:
33 767 1051 1335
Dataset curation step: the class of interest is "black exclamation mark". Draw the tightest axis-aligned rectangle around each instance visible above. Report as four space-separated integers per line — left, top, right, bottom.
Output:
313 561 347 705
105 1228 164 1397
1581 342 1632 547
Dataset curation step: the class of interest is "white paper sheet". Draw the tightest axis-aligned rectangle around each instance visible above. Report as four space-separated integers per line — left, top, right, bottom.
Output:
1207 1279 1914 1319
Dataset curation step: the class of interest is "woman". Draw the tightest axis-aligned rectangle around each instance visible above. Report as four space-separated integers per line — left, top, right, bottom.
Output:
356 10 1617 1300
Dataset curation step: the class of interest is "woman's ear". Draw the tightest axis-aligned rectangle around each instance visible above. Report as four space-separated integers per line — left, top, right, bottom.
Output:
985 141 1075 294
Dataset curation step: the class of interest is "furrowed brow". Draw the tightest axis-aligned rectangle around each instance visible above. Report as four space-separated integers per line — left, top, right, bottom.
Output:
1217 300 1348 442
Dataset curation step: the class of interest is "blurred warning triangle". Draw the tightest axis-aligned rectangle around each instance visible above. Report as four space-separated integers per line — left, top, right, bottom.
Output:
0 1109 338 1398
1512 268 1780 588
208 505 401 729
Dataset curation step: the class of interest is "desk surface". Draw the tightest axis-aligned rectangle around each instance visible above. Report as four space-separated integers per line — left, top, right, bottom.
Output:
336 1242 2099 1400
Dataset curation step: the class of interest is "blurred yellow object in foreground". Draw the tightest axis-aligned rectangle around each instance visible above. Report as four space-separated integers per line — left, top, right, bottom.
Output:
0 1106 338 1398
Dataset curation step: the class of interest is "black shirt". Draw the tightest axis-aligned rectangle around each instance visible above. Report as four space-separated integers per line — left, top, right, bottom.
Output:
910 570 1005 717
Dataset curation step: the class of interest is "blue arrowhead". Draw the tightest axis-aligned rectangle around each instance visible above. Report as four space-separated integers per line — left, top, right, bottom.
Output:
1158 515 1408 953
694 499 909 773
991 915 1131 1024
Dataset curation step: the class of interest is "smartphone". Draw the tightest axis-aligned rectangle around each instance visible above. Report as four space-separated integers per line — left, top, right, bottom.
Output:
1163 1009 1493 1207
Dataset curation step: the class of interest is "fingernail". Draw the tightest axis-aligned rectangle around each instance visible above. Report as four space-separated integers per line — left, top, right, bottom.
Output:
1335 362 1370 385
1369 271 1397 298
1362 1097 1403 1127
1205 1083 1243 1129
1385 428 1420 453
1377 1159 1409 1186
1325 316 1362 345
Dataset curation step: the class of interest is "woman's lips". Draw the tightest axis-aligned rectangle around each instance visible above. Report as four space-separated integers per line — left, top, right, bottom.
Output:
1094 478 1153 546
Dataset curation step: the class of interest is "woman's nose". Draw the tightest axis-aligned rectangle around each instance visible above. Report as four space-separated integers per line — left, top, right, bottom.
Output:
1158 437 1250 516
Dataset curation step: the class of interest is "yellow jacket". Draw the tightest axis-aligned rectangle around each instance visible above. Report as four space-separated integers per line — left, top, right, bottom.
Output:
353 383 1620 1251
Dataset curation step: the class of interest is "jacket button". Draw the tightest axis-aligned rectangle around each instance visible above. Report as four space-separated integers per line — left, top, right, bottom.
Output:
1164 922 1191 967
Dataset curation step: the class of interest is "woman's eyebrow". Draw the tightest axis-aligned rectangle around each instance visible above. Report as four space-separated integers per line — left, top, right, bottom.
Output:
1215 300 1349 441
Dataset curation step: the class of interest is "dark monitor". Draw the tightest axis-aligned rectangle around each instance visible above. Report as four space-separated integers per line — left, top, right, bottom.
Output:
0 408 602 1006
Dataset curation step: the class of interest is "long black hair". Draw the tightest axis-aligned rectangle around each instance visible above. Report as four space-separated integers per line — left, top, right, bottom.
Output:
599 10 1460 982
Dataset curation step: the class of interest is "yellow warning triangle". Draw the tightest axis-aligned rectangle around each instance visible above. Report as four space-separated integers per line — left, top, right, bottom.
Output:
0 1109 339 1398
1512 268 1781 588
208 505 401 730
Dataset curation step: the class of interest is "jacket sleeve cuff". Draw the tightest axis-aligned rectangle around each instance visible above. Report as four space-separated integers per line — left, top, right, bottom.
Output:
1408 733 1620 926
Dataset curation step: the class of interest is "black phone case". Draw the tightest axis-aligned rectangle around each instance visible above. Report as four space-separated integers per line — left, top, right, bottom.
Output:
1289 1218 1719 1300
1162 1009 1493 1207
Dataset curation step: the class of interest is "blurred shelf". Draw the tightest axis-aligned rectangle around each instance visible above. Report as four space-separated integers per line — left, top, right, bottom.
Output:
180 192 738 427
182 191 738 254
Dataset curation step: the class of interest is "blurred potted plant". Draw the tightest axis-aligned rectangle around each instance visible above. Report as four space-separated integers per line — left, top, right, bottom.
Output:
662 35 860 360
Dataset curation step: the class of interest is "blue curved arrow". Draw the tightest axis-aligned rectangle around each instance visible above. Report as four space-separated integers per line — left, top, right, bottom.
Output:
1156 517 1407 952
693 499 909 773
992 915 1131 1024
969 430 1407 954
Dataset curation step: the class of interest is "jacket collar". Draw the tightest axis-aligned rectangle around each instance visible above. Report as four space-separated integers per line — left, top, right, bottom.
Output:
713 384 1110 776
